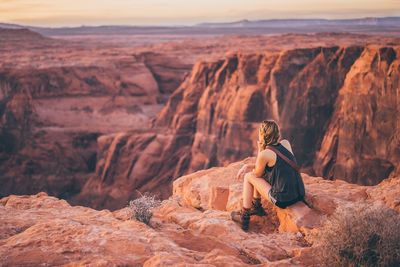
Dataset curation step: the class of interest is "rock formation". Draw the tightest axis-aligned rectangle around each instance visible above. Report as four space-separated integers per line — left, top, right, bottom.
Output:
0 30 190 201
80 45 399 209
313 46 400 184
1 157 399 266
157 45 399 182
1 29 399 210
0 28 52 44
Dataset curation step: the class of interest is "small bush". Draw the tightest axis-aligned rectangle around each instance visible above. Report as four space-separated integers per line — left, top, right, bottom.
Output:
128 192 161 225
315 202 400 267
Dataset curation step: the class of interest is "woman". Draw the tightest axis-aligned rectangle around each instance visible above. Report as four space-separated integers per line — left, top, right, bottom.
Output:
231 119 305 231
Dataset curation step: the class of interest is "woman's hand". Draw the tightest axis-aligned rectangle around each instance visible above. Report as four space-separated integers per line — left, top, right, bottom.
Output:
236 163 255 180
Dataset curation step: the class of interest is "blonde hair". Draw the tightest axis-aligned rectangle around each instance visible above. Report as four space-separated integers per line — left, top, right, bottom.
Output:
259 120 280 150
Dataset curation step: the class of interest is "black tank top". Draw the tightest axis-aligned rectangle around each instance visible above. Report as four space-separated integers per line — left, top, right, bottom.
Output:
262 143 305 204
262 143 292 175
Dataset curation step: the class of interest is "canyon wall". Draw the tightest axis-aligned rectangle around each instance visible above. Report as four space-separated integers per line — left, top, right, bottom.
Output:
314 47 400 184
157 45 399 183
79 45 399 209
2 29 398 210
0 46 190 200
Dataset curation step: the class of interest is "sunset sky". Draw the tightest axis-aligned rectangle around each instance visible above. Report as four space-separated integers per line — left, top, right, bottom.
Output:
1 0 400 26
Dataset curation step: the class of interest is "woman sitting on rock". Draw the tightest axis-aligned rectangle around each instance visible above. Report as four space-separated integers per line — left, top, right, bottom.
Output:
231 119 305 231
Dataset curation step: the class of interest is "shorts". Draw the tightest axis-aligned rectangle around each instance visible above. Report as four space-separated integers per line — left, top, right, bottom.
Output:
268 189 301 209
268 189 278 205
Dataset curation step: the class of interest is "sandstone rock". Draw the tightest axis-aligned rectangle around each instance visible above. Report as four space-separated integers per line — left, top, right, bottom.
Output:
0 192 305 266
71 129 194 210
60 45 399 209
172 157 399 235
153 45 399 188
365 177 400 212
314 46 400 185
133 51 191 95
1 156 399 266
1 30 399 212
0 43 189 202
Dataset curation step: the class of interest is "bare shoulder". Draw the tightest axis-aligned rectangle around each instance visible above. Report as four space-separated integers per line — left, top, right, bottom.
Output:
280 139 294 154
260 148 275 158
260 147 277 166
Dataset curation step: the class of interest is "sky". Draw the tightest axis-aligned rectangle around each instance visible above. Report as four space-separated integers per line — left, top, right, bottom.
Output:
1 0 400 27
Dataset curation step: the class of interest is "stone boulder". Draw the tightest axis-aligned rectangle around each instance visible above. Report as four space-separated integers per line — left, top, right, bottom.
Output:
1 157 399 266
173 157 400 234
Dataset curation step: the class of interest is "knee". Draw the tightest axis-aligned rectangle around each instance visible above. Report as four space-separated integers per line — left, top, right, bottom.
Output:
244 172 255 183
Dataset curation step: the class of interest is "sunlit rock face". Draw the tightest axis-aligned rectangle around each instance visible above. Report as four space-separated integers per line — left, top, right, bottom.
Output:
78 45 399 209
155 45 399 183
167 46 399 184
313 47 400 184
1 29 398 210
1 157 399 266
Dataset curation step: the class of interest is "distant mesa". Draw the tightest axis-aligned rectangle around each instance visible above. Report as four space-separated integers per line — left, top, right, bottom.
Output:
1 16 400 36
0 28 48 42
195 16 400 28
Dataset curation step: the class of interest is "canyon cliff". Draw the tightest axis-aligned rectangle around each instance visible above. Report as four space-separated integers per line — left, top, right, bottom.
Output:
1 30 399 265
0 29 190 200
77 45 399 209
157 45 399 182
1 157 399 266
1 29 399 210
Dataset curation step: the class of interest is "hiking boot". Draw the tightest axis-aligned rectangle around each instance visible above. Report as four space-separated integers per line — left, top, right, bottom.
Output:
249 198 267 217
231 207 251 231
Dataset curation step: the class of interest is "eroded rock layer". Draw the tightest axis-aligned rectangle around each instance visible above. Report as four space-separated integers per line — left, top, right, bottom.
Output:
0 32 190 201
158 45 399 182
81 45 399 209
2 29 399 210
1 158 399 266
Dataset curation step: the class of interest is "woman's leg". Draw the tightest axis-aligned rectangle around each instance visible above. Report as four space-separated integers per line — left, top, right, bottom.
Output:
243 172 271 208
242 173 254 209
253 187 261 199
233 171 270 230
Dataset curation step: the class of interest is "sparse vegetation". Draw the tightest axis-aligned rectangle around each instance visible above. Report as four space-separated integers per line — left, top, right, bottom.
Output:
315 202 400 267
128 192 161 225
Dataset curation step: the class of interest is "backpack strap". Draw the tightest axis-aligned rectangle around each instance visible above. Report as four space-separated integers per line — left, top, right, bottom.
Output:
266 145 300 172
266 145 312 208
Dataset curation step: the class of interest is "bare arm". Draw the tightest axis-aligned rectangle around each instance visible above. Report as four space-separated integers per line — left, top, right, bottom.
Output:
252 150 272 177
237 140 264 179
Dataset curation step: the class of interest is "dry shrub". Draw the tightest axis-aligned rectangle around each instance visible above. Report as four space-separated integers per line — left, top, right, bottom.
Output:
128 192 161 225
316 202 400 267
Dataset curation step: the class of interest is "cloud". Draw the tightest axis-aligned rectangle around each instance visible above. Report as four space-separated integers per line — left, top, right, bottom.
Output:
0 0 53 20
1 0 399 26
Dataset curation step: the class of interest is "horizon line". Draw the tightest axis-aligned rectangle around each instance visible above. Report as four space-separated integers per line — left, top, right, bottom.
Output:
2 15 400 29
